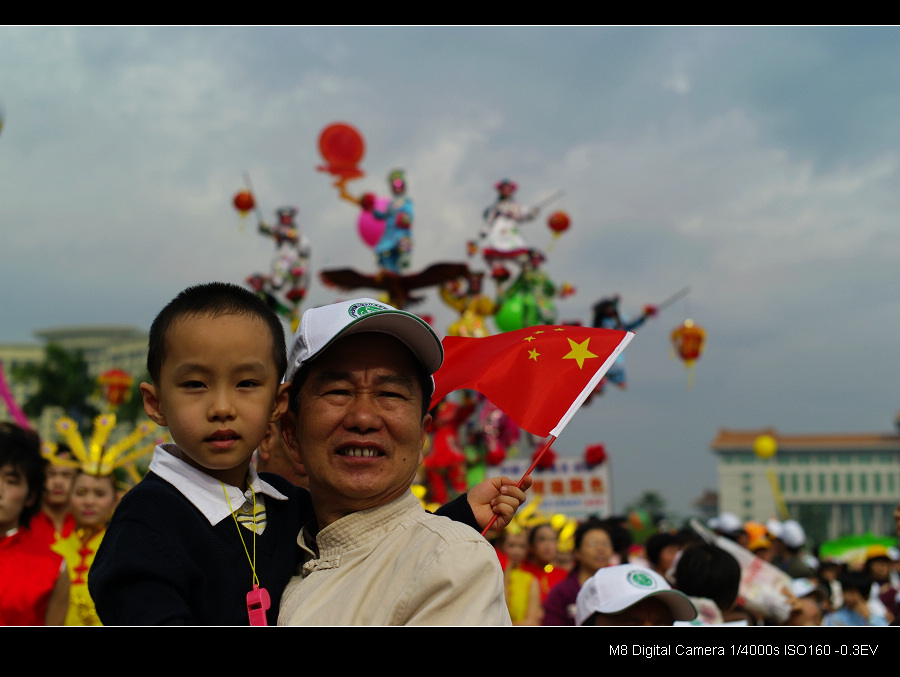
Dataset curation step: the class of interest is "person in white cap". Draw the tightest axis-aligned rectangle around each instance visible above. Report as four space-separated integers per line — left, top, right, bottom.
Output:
277 298 520 625
575 564 697 626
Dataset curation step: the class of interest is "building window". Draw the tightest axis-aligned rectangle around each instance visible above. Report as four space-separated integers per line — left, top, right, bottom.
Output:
845 473 854 493
819 473 826 494
874 473 882 494
859 473 868 495
840 505 854 533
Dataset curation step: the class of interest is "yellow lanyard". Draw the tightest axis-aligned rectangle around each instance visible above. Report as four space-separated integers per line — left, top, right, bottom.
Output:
222 481 260 589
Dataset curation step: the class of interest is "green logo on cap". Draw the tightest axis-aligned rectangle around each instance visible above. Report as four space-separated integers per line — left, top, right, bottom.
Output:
348 302 389 319
626 571 657 590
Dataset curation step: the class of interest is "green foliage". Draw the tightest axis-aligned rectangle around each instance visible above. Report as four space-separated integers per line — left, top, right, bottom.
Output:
11 343 100 432
115 370 151 426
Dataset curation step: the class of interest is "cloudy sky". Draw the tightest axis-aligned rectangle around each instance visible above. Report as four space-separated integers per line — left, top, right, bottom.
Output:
2 26 899 519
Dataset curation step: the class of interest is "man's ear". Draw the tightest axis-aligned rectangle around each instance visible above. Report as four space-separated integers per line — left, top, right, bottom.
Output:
140 382 166 427
271 382 290 422
280 411 300 458
418 412 432 466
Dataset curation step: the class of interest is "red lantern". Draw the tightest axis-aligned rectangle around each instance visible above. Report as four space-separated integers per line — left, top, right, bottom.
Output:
97 369 133 408
584 443 607 468
485 447 506 466
233 189 255 216
531 446 557 470
671 319 706 365
317 122 366 181
671 319 706 389
547 210 570 237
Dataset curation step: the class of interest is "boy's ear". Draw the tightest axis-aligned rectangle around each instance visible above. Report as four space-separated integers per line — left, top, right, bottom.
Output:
271 382 290 422
140 382 167 427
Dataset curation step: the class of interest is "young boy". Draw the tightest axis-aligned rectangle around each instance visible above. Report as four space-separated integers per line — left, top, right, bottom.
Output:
0 421 70 625
89 282 526 625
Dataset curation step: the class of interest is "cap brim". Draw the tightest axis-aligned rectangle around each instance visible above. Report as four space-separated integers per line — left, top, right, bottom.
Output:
652 590 698 621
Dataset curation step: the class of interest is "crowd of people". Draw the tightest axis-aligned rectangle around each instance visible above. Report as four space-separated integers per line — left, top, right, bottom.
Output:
2 282 899 626
485 509 900 626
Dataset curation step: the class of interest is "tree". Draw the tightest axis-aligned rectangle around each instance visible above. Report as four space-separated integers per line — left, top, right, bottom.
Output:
12 343 100 432
625 490 668 521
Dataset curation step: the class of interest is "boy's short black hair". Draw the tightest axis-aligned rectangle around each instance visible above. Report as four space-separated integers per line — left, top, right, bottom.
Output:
0 421 47 528
146 282 286 383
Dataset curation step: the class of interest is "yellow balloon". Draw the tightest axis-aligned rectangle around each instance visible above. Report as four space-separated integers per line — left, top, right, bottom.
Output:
754 434 777 459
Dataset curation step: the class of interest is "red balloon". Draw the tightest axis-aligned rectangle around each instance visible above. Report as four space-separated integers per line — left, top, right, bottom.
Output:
548 210 570 234
318 123 365 171
233 189 255 214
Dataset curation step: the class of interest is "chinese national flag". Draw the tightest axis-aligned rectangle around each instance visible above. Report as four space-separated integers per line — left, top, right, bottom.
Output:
430 325 634 438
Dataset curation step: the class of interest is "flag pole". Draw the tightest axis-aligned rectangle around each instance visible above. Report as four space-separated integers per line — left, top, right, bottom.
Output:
481 434 558 536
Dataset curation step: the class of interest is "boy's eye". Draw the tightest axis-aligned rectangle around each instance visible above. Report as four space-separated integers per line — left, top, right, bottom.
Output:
181 381 205 389
237 380 260 388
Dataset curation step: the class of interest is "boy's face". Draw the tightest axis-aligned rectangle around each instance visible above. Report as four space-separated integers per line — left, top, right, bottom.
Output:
141 313 289 487
0 462 33 532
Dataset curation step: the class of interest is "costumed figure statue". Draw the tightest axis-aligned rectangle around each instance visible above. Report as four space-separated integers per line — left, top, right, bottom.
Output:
590 295 657 394
345 168 413 275
493 251 575 333
479 179 540 269
440 270 495 338
246 206 311 331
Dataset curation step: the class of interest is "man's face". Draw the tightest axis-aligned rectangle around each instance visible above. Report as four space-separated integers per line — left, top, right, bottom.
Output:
284 333 430 523
141 313 289 487
591 597 676 626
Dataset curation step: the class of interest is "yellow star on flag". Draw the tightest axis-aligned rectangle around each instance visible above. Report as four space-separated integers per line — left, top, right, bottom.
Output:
562 337 598 369
528 348 540 361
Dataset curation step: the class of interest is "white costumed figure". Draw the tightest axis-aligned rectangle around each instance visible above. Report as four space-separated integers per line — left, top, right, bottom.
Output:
247 206 311 329
479 179 539 266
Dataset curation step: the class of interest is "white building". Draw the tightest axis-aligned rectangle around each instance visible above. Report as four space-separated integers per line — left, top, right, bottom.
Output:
711 419 900 547
0 325 148 442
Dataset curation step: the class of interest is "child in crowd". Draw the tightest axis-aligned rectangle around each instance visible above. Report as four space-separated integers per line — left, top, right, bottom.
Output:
52 470 118 625
28 442 77 548
494 527 543 625
0 421 70 625
89 282 527 625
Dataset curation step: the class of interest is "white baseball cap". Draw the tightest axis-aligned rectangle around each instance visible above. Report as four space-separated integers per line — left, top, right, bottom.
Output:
575 564 698 626
284 298 443 385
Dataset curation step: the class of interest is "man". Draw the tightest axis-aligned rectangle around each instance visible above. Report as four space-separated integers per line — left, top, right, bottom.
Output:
277 298 514 626
575 564 697 626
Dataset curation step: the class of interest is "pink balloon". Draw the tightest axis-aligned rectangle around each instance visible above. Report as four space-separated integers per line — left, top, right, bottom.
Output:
357 196 388 248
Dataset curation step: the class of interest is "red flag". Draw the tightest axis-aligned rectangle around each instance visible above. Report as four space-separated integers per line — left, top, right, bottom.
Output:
430 325 634 438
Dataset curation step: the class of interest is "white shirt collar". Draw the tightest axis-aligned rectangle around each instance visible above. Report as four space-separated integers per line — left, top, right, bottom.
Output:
149 443 288 526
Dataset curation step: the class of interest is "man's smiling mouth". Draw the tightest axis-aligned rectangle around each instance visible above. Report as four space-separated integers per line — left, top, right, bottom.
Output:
338 447 384 458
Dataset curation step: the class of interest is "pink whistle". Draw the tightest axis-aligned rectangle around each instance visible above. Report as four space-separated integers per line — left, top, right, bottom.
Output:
246 585 271 626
